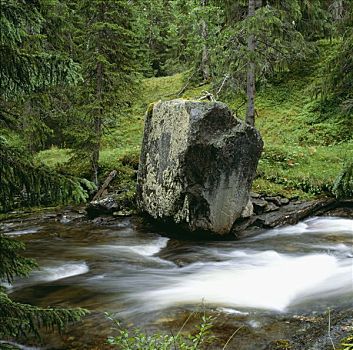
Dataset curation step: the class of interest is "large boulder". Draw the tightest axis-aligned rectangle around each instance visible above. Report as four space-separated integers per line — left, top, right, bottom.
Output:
137 99 263 234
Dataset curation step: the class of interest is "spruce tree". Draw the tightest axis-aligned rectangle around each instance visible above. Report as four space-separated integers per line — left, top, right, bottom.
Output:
69 0 140 185
0 0 94 211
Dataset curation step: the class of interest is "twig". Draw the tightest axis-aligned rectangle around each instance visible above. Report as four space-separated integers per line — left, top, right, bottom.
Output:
176 311 195 338
328 308 336 350
199 90 215 101
177 72 196 97
222 325 244 349
216 74 229 98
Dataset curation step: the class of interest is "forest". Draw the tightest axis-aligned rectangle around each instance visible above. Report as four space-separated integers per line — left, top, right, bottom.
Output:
0 0 353 349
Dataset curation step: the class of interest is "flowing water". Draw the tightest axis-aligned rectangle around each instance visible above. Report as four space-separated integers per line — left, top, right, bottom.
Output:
1 215 353 349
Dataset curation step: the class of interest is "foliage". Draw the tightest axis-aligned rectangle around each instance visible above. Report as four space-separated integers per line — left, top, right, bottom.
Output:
0 290 87 339
0 234 37 283
314 1 353 126
0 137 95 212
333 160 353 199
106 313 215 350
0 232 88 339
0 0 80 102
340 334 353 350
64 0 141 185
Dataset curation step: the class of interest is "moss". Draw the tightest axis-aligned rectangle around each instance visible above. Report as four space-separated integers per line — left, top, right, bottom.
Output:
146 102 155 116
267 339 292 350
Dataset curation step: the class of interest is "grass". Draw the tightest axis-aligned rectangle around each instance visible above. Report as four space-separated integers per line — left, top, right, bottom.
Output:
37 45 352 200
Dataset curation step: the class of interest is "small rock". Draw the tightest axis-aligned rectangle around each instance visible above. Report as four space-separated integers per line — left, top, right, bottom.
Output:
264 202 280 213
252 198 269 215
265 196 282 207
113 210 133 217
250 192 261 198
280 197 290 205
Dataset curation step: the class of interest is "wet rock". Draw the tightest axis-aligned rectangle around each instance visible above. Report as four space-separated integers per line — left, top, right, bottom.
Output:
264 202 280 213
86 197 120 218
137 99 263 235
86 189 136 219
233 198 337 237
241 200 254 218
252 198 269 215
280 197 290 205
265 196 283 207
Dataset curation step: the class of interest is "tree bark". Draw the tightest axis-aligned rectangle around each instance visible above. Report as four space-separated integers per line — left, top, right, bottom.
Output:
331 0 344 20
92 60 103 187
200 0 210 81
245 0 256 127
92 170 117 201
92 3 105 186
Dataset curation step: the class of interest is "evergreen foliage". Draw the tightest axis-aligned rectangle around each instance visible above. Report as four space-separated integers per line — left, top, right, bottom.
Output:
320 5 353 116
0 137 95 211
0 291 86 339
0 0 80 110
65 0 141 185
0 232 88 340
333 160 353 199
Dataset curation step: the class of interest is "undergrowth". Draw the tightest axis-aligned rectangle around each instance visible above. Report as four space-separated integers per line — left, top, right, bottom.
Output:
106 313 215 350
37 43 352 200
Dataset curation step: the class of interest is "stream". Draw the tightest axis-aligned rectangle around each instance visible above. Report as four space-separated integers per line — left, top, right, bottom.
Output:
1 214 352 349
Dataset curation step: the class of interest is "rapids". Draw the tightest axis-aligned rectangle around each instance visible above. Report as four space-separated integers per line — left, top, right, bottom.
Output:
1 215 352 349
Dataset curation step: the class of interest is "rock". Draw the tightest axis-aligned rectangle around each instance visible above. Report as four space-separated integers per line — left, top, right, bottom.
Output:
137 99 263 235
241 200 254 218
233 198 337 237
250 192 261 198
252 198 269 215
86 197 119 218
265 196 282 207
280 197 290 205
264 202 280 213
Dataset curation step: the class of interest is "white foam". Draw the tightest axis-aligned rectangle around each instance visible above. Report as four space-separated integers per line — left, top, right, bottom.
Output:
217 307 249 315
0 341 40 350
4 227 41 236
39 262 89 282
255 217 353 239
135 253 352 312
98 237 169 257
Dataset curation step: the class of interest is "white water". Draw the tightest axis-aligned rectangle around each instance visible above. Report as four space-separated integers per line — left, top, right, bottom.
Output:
38 262 89 282
135 252 351 312
124 217 353 313
6 216 353 317
0 341 40 350
4 226 41 236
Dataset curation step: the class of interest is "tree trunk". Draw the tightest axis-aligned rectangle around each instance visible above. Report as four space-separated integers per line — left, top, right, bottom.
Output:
92 61 103 187
245 0 256 127
92 3 105 186
331 0 344 20
200 0 210 81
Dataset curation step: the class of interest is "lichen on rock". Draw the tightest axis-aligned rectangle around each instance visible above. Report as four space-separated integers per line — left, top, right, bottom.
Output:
137 99 263 235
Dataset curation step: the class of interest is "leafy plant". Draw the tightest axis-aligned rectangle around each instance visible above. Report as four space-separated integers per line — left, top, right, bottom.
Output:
106 313 215 350
340 335 353 350
333 160 353 199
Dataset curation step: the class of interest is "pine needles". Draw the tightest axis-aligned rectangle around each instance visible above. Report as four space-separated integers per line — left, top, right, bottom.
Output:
0 137 95 212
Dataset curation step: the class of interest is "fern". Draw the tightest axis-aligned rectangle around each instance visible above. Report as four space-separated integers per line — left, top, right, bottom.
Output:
333 160 353 199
